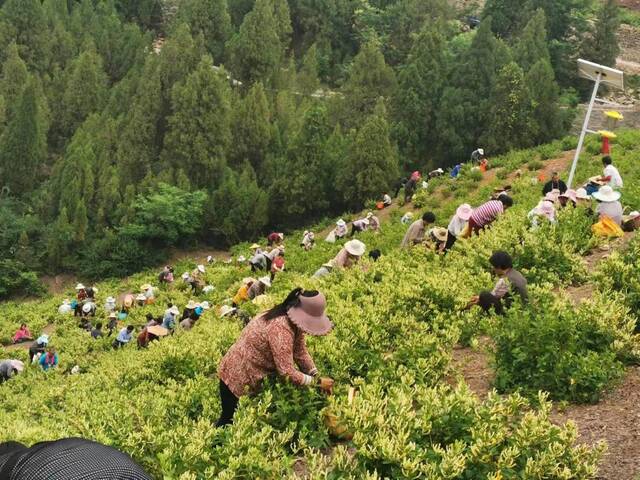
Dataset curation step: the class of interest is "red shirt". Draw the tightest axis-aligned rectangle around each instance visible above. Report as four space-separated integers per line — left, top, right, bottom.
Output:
271 256 285 273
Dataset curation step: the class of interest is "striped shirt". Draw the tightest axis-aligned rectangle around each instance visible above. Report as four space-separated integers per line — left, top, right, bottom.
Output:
470 200 504 227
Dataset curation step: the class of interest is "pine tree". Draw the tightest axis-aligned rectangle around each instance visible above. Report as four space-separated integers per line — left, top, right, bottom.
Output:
0 42 28 113
338 99 398 209
581 0 620 68
117 59 163 188
297 44 320 96
62 44 109 138
339 40 397 128
173 0 232 62
482 0 528 38
230 82 271 170
163 55 232 190
526 59 564 144
1 0 50 71
484 62 535 153
157 24 204 97
392 23 447 167
273 0 293 51
0 77 46 196
514 9 550 72
46 207 73 270
226 0 283 85
73 199 88 242
267 105 332 224
208 165 269 244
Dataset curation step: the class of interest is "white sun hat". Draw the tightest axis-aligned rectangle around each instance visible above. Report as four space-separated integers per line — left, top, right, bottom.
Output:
259 276 272 287
169 306 180 316
220 305 237 317
344 240 366 257
75 283 85 290
200 301 211 310
593 185 621 203
197 265 206 273
576 188 590 200
336 219 346 227
82 303 93 314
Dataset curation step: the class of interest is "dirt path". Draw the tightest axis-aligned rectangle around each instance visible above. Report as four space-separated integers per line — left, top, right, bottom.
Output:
1 324 56 352
449 338 494 398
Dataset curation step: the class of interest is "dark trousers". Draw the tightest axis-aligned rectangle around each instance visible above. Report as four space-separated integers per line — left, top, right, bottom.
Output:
216 381 239 427
350 225 363 237
443 233 457 253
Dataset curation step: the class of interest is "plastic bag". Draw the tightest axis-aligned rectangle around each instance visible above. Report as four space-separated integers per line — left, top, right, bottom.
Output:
592 216 624 238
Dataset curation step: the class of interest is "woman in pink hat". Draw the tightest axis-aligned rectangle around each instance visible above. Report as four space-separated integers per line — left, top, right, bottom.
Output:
558 189 578 209
444 204 473 252
216 289 335 427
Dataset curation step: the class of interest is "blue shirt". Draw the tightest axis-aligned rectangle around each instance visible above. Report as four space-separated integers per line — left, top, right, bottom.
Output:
451 165 461 178
162 314 175 330
39 353 58 371
116 328 132 343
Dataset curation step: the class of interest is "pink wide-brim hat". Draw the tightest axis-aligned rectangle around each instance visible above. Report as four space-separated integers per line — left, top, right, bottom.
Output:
288 292 333 336
559 189 578 204
456 204 473 221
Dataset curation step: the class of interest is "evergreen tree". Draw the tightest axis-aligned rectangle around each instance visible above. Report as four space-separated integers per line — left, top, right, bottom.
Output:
163 55 232 190
46 207 73 270
116 59 163 187
484 62 535 153
526 59 564 144
273 0 293 51
208 165 269 244
0 77 46 196
173 0 232 62
157 24 204 97
297 43 320 95
230 82 271 170
392 23 447 167
0 0 50 71
339 40 397 128
0 42 28 113
337 99 398 209
267 105 332 224
514 9 550 72
581 0 620 68
226 0 283 85
61 45 108 138
73 199 88 242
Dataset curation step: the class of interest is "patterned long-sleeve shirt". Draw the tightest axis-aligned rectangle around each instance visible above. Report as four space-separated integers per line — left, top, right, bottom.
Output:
470 200 504 228
218 314 317 398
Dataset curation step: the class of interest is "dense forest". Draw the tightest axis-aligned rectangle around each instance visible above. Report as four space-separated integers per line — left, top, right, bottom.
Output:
0 0 620 291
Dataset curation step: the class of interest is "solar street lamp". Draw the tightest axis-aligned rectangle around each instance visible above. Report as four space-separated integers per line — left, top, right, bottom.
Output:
566 59 624 189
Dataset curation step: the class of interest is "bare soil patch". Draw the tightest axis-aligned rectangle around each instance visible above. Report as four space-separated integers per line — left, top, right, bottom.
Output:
450 339 494 398
552 367 640 480
620 0 640 12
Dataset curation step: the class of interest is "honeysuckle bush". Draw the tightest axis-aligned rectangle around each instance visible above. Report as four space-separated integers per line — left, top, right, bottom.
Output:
4 132 640 477
491 286 637 404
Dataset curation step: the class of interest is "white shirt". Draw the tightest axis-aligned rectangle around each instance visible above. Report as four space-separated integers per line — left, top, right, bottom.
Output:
58 304 72 315
604 164 623 189
597 201 623 226
447 214 467 237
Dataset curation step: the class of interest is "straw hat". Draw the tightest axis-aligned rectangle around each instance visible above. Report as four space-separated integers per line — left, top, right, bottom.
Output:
322 261 334 269
344 240 366 257
135 294 147 302
169 306 180 316
186 300 198 310
366 212 374 219
478 148 484 156
431 228 448 243
92 287 99 294
242 277 255 285
108 312 117 319
250 243 261 250
200 301 211 310
576 188 590 200
287 292 333 336
75 283 85 290
206 255 213 263
82 303 93 314
336 219 346 227
456 204 473 221
259 276 272 287
220 305 237 317
181 272 190 280
147 325 169 337
140 284 152 292
237 255 246 262
106 296 116 303
593 185 621 203
277 233 284 240
197 265 206 273
623 211 640 222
